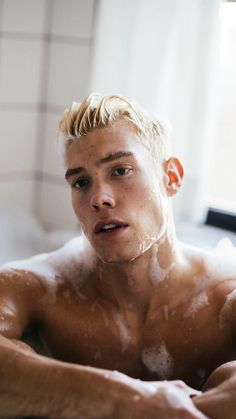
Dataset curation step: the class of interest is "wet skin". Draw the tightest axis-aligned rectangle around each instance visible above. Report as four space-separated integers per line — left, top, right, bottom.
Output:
1 122 236 418
1 239 235 394
4 238 236 391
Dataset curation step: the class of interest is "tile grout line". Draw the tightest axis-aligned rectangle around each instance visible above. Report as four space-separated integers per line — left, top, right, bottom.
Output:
0 31 92 45
0 170 65 186
86 0 99 95
0 0 5 85
31 0 54 220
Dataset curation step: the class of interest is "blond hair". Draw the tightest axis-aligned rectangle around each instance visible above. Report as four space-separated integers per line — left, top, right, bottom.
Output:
58 93 171 164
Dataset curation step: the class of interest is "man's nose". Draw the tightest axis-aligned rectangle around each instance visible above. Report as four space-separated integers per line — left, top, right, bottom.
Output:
90 184 115 210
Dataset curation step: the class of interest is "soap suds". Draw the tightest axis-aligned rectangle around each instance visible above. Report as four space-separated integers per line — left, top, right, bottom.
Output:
93 301 109 327
112 308 131 352
211 238 236 279
141 342 173 379
1 253 58 304
219 288 236 330
162 305 169 321
148 243 175 286
184 291 209 319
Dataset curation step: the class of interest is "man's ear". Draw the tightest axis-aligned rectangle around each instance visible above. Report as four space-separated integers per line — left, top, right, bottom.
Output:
164 157 184 196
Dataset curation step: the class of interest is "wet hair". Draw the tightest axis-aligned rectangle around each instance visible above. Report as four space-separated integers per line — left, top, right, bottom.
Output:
57 93 171 164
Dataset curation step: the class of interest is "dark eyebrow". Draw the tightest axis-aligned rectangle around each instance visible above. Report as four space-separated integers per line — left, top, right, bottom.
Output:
65 151 134 179
65 166 84 179
96 151 134 165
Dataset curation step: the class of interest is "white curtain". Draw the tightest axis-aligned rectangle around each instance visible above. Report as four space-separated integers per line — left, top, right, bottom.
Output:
88 0 222 224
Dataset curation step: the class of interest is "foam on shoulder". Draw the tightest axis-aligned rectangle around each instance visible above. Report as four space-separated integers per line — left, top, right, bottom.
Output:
219 288 236 330
210 237 236 279
183 291 209 319
1 252 58 304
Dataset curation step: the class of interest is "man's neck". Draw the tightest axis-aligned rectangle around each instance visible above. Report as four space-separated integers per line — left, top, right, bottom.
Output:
93 232 184 312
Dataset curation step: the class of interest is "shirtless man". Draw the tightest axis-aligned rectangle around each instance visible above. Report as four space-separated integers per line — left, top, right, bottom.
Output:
1 94 236 418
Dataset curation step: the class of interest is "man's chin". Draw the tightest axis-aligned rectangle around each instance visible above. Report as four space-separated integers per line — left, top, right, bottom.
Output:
92 238 157 265
96 251 135 265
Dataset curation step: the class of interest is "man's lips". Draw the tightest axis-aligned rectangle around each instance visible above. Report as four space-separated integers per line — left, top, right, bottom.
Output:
94 219 129 234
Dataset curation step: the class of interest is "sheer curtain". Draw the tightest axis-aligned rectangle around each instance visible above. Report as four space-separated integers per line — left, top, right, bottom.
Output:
88 0 221 224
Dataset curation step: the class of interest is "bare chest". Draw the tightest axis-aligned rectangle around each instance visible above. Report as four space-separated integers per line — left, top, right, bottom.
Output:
38 291 236 389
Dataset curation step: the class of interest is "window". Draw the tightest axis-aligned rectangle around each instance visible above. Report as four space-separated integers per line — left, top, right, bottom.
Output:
207 1 236 220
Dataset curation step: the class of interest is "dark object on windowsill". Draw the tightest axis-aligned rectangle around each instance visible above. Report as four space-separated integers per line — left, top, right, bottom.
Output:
206 208 236 233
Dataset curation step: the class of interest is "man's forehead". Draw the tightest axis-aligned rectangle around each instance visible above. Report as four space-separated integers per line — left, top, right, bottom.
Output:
65 124 145 164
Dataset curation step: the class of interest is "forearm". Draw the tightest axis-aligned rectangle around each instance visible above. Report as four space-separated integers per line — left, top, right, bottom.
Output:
0 335 138 418
193 362 236 419
202 361 236 391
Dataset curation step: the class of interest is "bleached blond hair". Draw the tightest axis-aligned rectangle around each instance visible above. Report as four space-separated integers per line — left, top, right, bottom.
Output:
57 93 171 165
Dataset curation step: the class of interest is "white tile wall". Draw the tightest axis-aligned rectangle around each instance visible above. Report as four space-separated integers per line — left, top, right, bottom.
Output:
0 179 33 212
0 111 38 172
51 0 94 38
41 112 65 177
39 182 79 230
0 0 95 232
47 42 90 107
0 39 42 104
2 0 46 34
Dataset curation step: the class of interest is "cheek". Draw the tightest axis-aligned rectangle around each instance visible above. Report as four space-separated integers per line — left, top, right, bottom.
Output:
71 194 86 220
139 187 167 223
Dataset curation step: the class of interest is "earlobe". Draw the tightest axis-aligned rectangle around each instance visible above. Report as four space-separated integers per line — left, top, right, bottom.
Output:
164 157 184 196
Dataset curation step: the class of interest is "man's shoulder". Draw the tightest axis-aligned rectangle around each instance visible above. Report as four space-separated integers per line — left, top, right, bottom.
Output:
180 238 236 304
183 238 236 279
196 238 236 311
0 234 94 288
207 238 236 284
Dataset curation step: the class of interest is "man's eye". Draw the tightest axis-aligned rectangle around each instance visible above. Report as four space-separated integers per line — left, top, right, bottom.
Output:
72 178 89 189
113 167 130 176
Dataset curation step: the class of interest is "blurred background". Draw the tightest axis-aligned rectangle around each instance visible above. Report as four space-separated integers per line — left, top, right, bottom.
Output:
0 0 236 263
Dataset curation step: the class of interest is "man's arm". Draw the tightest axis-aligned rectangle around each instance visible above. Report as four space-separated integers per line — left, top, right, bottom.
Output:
0 334 209 419
193 361 236 419
0 334 129 418
193 282 236 419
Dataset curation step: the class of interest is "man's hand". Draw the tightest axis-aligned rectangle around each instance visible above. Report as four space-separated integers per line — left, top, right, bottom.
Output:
113 376 209 419
194 362 236 419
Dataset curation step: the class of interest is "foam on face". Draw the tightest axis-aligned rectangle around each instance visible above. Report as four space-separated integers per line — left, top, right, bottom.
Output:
141 341 173 379
128 185 169 263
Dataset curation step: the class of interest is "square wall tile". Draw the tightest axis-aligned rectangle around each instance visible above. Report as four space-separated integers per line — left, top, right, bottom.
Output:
0 39 42 104
41 112 66 177
0 178 33 212
2 0 46 34
0 111 38 172
47 42 90 107
51 0 94 39
39 182 79 230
